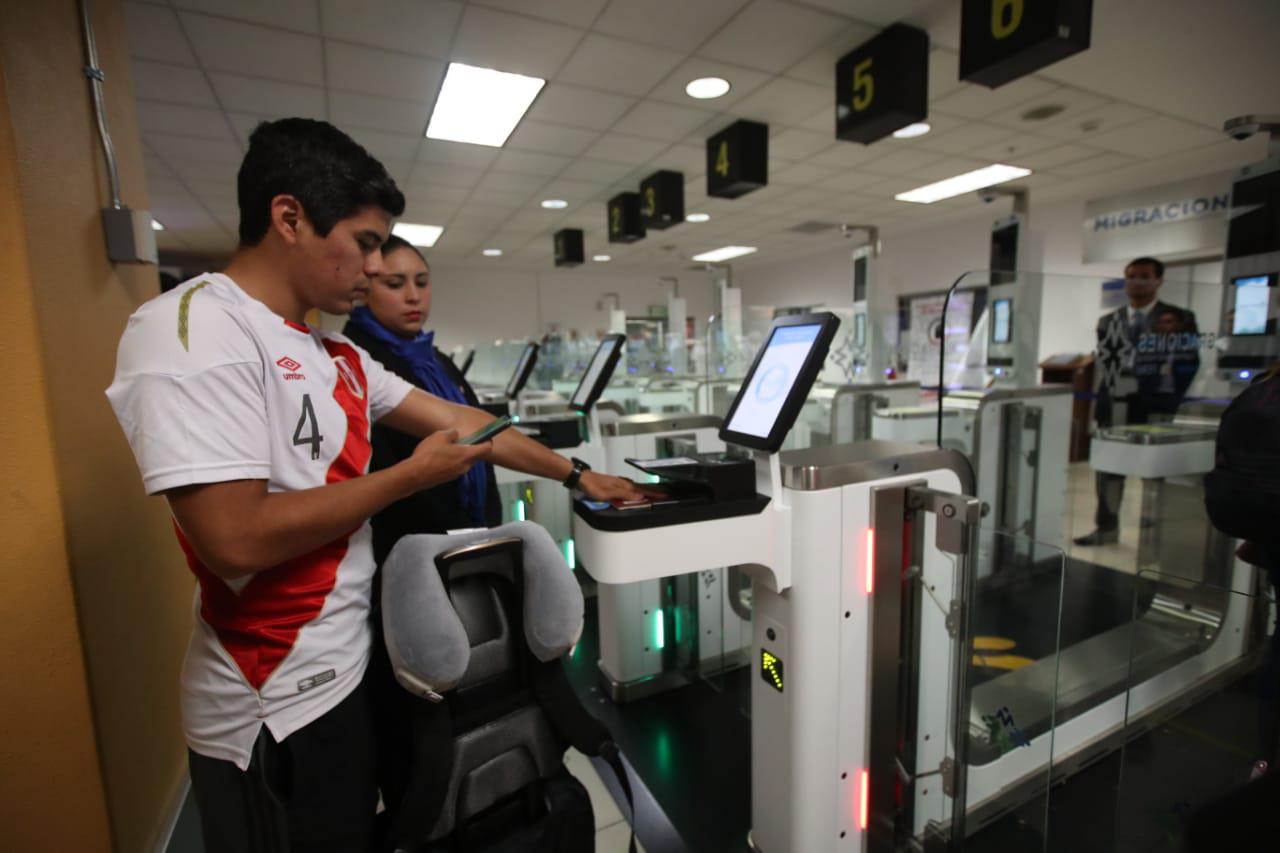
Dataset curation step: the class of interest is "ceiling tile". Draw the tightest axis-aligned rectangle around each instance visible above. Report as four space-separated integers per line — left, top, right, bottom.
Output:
131 60 218 107
780 22 879 86
982 85 1108 132
967 131 1059 163
506 120 599 156
401 198 462 223
345 128 422 163
492 150 572 177
906 155 989 182
165 158 242 184
535 178 610 204
557 34 686 97
646 144 704 176
772 161 838 186
452 5 584 79
1084 116 1224 158
808 140 890 170
916 121 1012 155
125 3 197 65
768 128 832 160
325 41 445 104
172 0 320 32
477 171 549 193
699 0 849 74
927 48 964 101
612 101 717 141
469 0 608 28
593 0 747 52
526 83 637 131
582 133 669 165
732 77 831 126
928 75 1058 118
145 132 244 164
180 13 323 84
1052 152 1138 177
209 73 327 119
330 92 429 135
1015 143 1099 170
1037 102 1155 141
558 159 635 184
418 140 500 169
402 184 471 205
135 101 236 141
820 170 887 192
469 187 537 208
648 57 772 110
861 148 947 177
319 0 461 58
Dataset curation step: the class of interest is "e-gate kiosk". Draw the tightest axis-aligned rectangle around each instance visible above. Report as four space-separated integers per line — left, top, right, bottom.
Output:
575 313 994 851
477 342 540 418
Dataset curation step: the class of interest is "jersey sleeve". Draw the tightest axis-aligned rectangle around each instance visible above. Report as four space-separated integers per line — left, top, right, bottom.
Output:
358 344 415 422
106 297 271 495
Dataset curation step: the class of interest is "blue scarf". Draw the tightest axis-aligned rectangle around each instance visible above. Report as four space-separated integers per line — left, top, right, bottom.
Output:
347 307 488 525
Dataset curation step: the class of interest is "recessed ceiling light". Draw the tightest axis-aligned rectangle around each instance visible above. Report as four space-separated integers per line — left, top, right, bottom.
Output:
895 164 1031 204
426 62 545 148
482 248 503 257
151 218 165 231
392 222 444 246
593 254 611 262
1021 104 1065 122
686 212 711 223
692 246 757 263
892 122 931 139
541 199 568 209
686 77 731 100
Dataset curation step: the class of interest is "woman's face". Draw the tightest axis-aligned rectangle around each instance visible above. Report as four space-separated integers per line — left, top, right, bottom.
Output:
366 247 430 338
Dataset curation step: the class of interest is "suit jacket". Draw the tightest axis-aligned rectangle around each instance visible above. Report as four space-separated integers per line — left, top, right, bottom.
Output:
342 322 504 566
1094 300 1200 427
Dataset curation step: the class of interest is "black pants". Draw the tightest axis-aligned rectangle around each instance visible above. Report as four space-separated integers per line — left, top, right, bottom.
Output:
1093 392 1181 531
188 680 378 853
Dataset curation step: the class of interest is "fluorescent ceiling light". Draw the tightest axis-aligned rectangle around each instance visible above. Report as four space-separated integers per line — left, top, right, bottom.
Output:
392 222 444 247
151 218 165 231
895 164 1031 204
692 246 757 263
541 199 568 209
592 254 611 262
686 77 730 100
482 248 503 257
892 122 931 139
685 212 710 223
426 62 545 148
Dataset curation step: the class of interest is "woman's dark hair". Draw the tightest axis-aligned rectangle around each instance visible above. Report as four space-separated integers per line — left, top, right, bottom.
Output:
237 118 405 247
380 233 427 267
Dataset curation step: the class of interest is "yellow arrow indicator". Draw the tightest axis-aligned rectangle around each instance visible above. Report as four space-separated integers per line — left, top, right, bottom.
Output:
972 654 1035 671
973 636 1016 652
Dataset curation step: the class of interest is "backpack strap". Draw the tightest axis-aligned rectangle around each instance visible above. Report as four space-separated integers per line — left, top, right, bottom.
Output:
385 698 455 852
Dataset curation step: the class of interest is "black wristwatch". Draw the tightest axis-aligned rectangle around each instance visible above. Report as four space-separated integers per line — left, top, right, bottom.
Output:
563 457 591 490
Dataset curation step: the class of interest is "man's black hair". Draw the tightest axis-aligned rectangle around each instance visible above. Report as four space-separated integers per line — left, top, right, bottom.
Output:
237 118 405 247
1126 256 1165 278
380 233 427 267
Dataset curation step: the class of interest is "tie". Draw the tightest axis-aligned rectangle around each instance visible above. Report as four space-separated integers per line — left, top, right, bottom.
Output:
1129 310 1145 342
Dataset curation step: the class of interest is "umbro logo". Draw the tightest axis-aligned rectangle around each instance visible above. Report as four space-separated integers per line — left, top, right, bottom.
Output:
276 356 306 380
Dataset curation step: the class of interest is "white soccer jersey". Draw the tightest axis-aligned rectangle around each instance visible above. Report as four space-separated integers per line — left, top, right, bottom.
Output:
106 273 414 769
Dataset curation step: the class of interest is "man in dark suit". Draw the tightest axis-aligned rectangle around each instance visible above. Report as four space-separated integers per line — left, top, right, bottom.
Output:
1075 256 1201 546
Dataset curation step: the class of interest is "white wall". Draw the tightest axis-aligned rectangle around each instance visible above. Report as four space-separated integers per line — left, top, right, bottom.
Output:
420 265 717 353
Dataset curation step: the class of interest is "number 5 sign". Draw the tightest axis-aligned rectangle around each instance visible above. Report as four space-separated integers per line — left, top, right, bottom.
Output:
834 24 929 146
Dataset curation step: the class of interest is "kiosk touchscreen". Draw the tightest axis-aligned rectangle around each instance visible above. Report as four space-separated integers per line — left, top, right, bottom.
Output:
719 312 842 453
570 333 626 414
991 297 1012 344
504 342 539 399
1230 274 1275 336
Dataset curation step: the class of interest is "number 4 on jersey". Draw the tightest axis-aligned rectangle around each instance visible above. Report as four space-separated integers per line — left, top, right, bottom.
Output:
293 394 324 460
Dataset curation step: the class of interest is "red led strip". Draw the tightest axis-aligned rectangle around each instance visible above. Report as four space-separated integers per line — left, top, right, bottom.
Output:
864 528 875 595
859 769 870 830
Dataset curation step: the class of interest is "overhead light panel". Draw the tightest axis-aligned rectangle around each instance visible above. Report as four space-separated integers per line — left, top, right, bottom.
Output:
895 164 1031 204
426 62 545 148
686 77 730 100
686 212 711 223
593 254 611 262
151 218 165 231
692 245 757 263
483 248 503 257
892 122 931 139
541 199 568 209
392 222 444 247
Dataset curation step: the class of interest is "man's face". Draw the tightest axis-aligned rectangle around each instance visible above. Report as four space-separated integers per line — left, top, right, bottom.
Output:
291 205 392 314
1124 262 1162 306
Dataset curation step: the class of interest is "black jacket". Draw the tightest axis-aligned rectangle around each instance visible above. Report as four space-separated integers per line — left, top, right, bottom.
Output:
1094 300 1200 427
343 322 503 566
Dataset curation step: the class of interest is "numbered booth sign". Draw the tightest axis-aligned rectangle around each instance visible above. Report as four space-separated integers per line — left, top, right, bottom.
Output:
706 119 768 199
960 0 1092 88
554 228 584 268
640 170 684 230
835 23 929 146
607 192 645 244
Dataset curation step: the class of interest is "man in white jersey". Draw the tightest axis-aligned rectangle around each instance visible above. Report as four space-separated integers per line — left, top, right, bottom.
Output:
106 118 643 852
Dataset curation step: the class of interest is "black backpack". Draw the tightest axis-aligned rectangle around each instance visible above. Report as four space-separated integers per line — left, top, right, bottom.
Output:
1204 371 1280 556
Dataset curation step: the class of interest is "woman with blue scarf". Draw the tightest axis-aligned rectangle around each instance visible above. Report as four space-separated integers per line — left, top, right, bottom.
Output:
343 234 503 834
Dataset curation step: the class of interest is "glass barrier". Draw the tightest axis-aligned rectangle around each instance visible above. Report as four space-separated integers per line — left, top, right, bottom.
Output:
465 339 535 390
1114 567 1274 851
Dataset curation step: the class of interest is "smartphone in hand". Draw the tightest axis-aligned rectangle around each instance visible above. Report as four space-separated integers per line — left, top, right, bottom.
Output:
459 415 517 445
